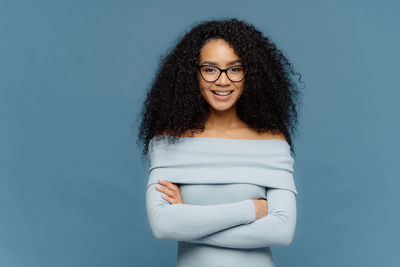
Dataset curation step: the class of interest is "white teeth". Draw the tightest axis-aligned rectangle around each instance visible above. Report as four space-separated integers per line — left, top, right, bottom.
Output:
213 91 233 96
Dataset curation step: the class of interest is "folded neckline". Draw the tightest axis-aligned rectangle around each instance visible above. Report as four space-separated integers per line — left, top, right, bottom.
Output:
157 134 289 145
148 135 297 194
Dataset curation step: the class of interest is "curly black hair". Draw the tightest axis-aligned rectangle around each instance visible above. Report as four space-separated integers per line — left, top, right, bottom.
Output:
134 17 303 160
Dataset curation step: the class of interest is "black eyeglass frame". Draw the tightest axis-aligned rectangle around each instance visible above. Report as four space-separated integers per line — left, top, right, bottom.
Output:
197 64 246 82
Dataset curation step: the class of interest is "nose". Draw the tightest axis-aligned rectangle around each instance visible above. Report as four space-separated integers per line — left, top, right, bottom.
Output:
215 71 230 86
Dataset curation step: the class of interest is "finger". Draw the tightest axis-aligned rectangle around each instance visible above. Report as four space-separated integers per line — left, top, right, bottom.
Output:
158 178 177 187
156 185 175 197
166 183 179 191
170 182 179 189
161 194 176 204
158 178 170 187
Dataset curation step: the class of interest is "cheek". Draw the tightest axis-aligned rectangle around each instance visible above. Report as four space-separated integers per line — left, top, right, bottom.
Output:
197 76 207 98
234 81 245 92
198 75 209 90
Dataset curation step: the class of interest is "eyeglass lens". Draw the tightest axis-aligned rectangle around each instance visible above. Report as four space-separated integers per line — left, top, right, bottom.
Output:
199 65 245 82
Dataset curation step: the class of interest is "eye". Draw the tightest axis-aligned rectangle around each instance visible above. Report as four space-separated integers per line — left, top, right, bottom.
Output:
204 67 217 72
230 66 243 72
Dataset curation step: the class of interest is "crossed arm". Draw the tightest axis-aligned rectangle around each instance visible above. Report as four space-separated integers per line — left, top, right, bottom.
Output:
185 188 296 248
145 183 296 248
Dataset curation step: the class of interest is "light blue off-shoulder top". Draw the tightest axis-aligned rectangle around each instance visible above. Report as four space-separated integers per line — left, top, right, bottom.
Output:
145 136 298 267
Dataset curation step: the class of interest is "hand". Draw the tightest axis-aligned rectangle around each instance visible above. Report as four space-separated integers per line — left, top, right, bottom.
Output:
156 178 184 204
252 198 268 220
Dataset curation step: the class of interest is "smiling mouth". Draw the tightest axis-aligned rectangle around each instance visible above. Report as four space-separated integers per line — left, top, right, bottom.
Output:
211 90 234 96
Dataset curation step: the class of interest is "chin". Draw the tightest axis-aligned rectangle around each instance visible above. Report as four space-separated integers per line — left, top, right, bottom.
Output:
208 100 237 111
210 105 233 111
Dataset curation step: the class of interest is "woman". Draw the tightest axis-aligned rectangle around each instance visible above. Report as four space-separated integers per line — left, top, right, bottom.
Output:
137 18 302 267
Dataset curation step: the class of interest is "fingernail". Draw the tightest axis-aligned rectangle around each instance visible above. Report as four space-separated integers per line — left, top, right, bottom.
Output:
159 178 164 182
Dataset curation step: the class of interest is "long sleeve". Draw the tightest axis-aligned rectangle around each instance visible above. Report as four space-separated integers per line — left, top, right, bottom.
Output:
185 188 296 248
145 183 256 240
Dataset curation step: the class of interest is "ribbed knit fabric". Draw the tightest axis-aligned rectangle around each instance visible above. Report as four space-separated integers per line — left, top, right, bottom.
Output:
145 136 298 267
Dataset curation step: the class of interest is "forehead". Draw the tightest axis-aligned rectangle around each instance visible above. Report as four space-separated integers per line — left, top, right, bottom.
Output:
199 38 241 64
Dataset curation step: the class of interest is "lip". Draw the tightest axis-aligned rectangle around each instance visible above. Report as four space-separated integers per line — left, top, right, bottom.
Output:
210 90 234 101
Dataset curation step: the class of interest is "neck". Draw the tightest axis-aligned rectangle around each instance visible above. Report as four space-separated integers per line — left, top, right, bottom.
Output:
205 106 247 131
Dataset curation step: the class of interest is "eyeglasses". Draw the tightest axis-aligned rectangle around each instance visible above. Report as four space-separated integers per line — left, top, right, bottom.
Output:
198 65 246 82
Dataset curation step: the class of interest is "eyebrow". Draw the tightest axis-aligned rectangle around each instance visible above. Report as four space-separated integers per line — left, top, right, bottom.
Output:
200 60 243 66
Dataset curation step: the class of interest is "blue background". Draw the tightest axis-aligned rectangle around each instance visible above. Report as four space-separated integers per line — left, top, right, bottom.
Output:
1 0 399 266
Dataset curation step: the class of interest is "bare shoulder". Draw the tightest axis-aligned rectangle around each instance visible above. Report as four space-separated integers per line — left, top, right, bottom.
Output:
246 130 287 141
157 129 196 137
157 129 286 141
157 130 176 137
185 128 287 141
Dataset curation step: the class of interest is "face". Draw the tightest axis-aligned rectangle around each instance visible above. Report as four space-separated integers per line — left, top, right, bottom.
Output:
198 38 245 112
